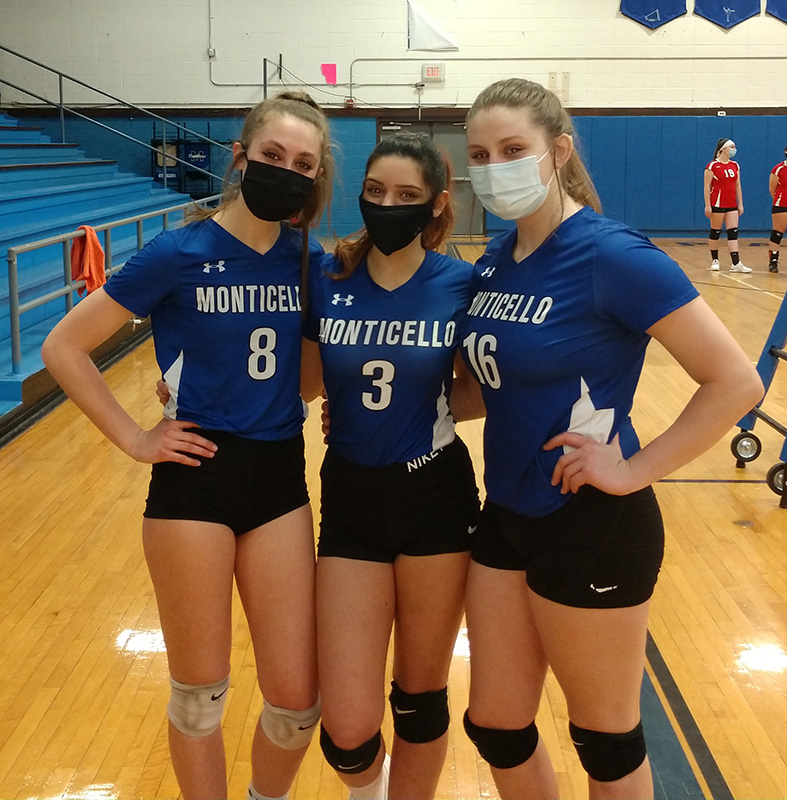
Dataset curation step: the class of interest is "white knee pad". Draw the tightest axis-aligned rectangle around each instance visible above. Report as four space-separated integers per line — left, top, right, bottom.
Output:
260 698 320 750
167 675 230 738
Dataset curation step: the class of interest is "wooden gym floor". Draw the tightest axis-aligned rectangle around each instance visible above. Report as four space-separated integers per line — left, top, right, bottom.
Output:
0 238 785 800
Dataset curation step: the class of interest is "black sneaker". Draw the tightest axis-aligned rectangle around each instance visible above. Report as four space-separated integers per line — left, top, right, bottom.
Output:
769 262 779 273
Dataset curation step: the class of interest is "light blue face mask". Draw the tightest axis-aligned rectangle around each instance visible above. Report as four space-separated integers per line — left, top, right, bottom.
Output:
729 147 737 158
468 151 553 220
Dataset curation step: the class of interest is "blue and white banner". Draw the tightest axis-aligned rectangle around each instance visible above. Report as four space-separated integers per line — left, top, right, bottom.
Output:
693 0 760 28
620 1 687 29
766 0 787 23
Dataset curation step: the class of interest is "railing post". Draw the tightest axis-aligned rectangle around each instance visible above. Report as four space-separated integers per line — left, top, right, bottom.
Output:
137 220 144 252
63 240 74 313
8 250 22 375
162 122 168 189
58 74 66 143
104 228 112 277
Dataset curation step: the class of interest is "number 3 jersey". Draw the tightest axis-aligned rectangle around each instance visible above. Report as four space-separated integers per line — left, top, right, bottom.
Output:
104 218 323 440
306 250 475 467
460 206 698 518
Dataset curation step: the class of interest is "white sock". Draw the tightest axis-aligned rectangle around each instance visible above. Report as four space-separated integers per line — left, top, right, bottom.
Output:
247 783 287 800
348 753 391 800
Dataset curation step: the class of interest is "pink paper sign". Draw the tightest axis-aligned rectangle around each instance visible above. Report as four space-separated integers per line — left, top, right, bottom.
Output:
321 63 337 85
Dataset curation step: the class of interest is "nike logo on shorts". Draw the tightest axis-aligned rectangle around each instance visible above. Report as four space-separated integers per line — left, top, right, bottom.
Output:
590 583 618 593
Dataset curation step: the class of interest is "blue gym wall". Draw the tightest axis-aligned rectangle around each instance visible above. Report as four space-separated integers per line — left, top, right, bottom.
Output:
486 114 787 237
19 112 787 238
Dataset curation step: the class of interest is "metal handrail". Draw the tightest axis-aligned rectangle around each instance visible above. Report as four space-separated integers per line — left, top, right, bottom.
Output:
0 76 225 186
0 44 232 149
6 194 221 374
0 43 232 187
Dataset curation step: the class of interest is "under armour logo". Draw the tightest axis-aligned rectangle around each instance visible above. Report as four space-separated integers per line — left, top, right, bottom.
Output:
331 293 354 306
480 266 496 278
203 261 226 273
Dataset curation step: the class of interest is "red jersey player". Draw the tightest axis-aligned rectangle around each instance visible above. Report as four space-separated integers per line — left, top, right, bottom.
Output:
768 147 787 272
703 138 750 273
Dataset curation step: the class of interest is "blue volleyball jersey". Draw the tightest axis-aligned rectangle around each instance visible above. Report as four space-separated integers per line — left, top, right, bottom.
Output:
104 218 323 440
460 206 698 517
306 250 475 467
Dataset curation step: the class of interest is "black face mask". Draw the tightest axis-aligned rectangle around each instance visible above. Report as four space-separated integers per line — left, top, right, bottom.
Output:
240 159 315 221
359 196 435 256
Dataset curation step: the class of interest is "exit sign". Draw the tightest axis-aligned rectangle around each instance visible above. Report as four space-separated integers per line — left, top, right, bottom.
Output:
421 62 445 82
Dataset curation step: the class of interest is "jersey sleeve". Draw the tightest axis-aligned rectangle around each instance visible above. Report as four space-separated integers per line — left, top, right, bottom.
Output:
103 230 181 318
592 227 699 333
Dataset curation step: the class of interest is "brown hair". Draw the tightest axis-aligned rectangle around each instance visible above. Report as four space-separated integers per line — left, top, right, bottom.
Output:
333 132 455 280
467 78 601 214
714 137 734 159
186 91 335 306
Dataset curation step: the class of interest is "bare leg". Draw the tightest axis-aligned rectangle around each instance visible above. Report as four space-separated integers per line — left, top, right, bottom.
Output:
708 210 725 266
317 557 395 792
530 592 654 800
769 211 787 271
235 504 319 798
724 210 740 259
388 551 469 800
465 562 559 800
143 519 236 800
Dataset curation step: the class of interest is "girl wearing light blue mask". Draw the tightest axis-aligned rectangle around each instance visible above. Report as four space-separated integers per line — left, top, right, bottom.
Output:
704 138 750 272
452 77 763 800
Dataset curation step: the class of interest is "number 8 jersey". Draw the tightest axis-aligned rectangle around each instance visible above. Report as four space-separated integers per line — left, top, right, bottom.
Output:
104 219 323 440
306 250 475 467
460 207 698 518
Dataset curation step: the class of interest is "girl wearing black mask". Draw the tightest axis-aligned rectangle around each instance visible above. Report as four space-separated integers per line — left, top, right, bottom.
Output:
304 133 480 800
42 91 333 800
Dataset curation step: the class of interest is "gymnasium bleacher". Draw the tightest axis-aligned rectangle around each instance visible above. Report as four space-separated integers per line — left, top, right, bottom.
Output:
0 110 193 429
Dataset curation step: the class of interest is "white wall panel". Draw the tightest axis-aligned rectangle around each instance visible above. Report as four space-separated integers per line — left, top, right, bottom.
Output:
1 0 786 108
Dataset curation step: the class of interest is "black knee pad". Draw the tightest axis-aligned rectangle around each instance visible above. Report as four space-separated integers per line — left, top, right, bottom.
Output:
320 726 381 774
569 721 647 782
708 228 722 240
770 229 783 245
389 681 449 744
463 711 539 769
726 227 739 240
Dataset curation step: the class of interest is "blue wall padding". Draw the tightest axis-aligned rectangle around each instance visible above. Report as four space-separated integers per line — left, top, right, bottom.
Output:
19 112 787 238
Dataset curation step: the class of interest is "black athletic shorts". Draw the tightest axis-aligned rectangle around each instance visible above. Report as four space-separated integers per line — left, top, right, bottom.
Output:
318 436 479 563
144 430 308 536
471 486 664 609
772 205 787 214
710 206 738 214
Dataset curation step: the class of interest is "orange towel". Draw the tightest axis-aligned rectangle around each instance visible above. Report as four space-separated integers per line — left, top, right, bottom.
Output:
71 225 106 296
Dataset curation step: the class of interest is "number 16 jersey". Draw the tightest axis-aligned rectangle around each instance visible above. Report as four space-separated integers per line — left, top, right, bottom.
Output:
460 207 698 518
